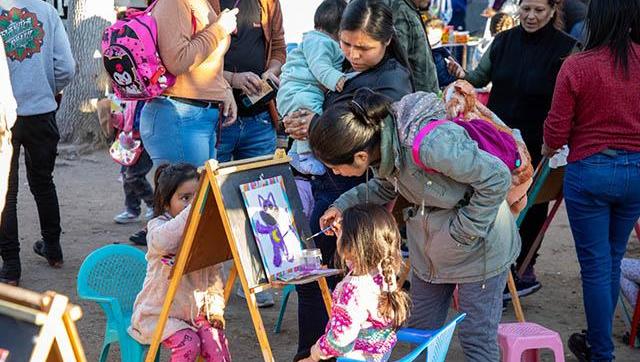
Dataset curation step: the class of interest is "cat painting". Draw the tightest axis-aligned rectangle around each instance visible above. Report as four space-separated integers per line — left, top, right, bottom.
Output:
253 192 295 268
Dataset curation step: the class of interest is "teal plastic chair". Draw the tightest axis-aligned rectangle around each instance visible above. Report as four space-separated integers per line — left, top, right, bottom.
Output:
274 284 296 333
77 244 158 362
337 314 466 362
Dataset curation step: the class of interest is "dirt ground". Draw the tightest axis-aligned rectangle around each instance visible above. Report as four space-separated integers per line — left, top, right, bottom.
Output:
9 149 640 361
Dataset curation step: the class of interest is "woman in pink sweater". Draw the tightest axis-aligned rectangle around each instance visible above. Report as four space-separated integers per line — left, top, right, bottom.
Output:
542 0 640 360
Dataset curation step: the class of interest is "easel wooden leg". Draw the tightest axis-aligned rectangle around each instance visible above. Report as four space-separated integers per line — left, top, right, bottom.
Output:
62 308 87 362
31 294 69 361
508 271 526 322
241 282 274 362
318 277 332 316
224 265 238 304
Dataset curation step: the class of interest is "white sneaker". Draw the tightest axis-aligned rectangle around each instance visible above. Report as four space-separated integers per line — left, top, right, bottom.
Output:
144 208 154 220
236 287 275 308
113 210 140 224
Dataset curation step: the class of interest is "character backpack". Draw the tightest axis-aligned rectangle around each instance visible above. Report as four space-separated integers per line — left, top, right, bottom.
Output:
101 0 176 100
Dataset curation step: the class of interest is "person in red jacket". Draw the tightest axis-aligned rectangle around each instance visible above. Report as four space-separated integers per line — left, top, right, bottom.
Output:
543 0 640 360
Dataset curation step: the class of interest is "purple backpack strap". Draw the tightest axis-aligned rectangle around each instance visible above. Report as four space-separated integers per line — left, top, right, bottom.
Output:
412 120 448 174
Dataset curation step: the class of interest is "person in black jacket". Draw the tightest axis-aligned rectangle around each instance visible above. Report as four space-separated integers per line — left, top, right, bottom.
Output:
282 0 413 360
448 0 576 300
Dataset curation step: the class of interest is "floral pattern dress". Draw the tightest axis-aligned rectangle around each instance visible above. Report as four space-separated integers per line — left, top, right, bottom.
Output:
310 269 397 361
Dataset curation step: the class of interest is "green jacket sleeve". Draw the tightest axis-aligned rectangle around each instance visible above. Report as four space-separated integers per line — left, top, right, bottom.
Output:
332 176 398 212
464 44 493 88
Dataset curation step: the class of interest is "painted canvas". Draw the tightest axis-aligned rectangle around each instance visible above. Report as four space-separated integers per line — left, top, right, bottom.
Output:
240 176 304 280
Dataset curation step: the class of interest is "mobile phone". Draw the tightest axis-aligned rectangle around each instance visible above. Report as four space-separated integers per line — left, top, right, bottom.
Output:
240 78 278 108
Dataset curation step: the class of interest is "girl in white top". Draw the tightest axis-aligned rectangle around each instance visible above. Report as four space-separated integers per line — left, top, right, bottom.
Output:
129 163 229 361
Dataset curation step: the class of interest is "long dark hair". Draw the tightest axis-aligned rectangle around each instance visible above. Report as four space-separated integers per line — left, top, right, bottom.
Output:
584 0 640 76
338 204 411 329
309 88 392 166
340 0 412 73
152 163 199 217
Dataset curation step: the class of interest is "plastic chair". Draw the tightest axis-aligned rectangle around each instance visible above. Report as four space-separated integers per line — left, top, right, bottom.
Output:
77 244 158 362
497 322 565 362
274 284 296 333
337 314 465 362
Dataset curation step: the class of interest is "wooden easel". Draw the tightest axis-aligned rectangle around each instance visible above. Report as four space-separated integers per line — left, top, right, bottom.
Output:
508 157 565 323
145 151 335 362
0 284 86 361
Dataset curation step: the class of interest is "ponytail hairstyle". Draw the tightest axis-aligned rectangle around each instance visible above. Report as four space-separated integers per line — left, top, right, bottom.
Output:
309 88 392 166
584 0 640 77
152 163 199 217
338 204 411 329
340 0 413 78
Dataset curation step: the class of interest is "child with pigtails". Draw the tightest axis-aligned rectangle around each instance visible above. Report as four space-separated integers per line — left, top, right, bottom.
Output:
300 204 411 362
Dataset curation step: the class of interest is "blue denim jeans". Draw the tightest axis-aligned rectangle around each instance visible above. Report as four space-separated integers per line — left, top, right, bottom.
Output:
140 97 220 167
564 151 640 361
215 111 276 162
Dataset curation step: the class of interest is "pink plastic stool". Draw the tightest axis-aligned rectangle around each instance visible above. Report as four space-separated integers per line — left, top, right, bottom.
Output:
498 322 565 362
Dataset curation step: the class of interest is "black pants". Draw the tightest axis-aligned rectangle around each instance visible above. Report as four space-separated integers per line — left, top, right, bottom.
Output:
123 149 153 215
0 112 62 272
295 172 365 359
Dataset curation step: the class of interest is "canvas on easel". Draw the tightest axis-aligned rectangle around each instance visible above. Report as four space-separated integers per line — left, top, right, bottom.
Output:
145 151 339 362
0 284 86 362
241 176 302 277
240 176 340 283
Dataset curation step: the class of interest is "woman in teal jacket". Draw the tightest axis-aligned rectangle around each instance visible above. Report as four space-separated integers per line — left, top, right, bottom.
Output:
309 88 520 361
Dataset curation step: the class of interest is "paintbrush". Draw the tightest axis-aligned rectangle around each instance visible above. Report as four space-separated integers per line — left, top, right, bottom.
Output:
305 224 335 241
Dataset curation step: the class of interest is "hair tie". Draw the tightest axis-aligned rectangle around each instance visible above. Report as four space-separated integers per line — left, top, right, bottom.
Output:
351 99 366 117
383 273 398 293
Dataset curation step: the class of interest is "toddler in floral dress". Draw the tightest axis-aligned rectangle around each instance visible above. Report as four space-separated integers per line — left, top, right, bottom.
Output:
302 204 411 362
129 163 230 361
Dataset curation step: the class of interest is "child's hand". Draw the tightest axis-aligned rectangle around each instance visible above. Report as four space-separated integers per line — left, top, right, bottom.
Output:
335 76 346 92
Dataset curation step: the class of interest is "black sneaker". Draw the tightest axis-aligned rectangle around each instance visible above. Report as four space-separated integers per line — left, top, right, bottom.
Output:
568 330 591 362
129 229 148 246
503 277 542 301
33 240 63 268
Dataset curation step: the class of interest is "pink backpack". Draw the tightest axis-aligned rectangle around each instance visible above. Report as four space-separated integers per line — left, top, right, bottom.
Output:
101 0 176 100
412 117 521 173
